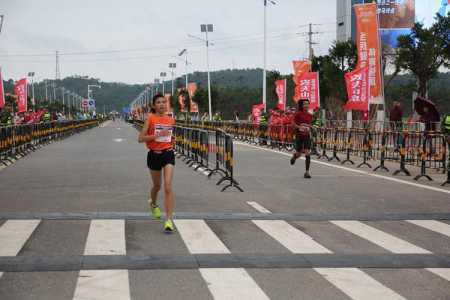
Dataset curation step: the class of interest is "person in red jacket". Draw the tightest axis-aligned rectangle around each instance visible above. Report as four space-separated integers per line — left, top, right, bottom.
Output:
290 99 313 178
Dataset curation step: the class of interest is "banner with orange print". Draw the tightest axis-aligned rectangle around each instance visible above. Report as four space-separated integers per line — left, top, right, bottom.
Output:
164 93 172 113
354 3 383 104
177 88 186 112
187 82 199 113
292 60 311 102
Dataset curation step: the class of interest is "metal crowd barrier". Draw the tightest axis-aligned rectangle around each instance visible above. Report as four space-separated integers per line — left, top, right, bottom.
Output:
0 120 102 166
178 119 449 186
132 119 243 192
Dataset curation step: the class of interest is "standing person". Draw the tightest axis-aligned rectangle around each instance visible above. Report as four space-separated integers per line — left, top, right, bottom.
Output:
389 101 403 129
138 94 176 232
290 99 313 179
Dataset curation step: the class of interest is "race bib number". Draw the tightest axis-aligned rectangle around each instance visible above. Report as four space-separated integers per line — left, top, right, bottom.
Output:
155 124 173 142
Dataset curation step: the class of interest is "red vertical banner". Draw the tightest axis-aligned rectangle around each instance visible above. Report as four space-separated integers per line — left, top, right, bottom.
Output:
0 68 5 109
297 72 320 110
187 83 199 113
275 79 287 111
177 88 186 112
344 66 370 111
14 78 28 113
252 103 264 124
354 3 383 104
164 93 172 113
292 60 311 102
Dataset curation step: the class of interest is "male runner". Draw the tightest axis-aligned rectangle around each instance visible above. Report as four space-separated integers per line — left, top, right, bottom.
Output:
290 99 313 178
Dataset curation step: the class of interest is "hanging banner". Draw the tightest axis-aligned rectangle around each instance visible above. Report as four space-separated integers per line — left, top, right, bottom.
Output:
187 82 199 113
164 93 173 113
344 66 370 111
275 79 287 111
177 88 186 112
252 103 265 124
354 3 383 104
292 60 312 101
295 72 320 110
14 78 27 113
0 68 5 109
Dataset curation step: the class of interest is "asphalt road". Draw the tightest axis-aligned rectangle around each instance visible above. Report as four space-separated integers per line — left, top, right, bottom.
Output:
0 120 449 300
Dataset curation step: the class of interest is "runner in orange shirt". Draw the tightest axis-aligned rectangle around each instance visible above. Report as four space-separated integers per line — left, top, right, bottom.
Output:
138 94 176 232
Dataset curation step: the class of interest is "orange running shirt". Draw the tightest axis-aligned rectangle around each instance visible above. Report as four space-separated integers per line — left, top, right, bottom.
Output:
145 113 175 150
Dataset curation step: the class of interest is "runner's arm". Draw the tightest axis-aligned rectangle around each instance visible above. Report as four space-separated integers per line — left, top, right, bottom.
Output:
138 119 158 143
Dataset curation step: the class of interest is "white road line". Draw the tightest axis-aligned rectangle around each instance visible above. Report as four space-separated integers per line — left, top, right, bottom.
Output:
331 221 431 254
426 268 450 281
246 201 272 213
113 138 124 142
406 220 450 238
252 220 332 253
234 141 450 195
314 268 406 300
199 268 270 300
84 220 126 255
0 220 40 256
174 219 230 254
73 270 130 300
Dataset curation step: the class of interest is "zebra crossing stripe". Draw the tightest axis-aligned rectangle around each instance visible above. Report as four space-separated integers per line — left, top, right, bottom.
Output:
73 270 130 300
83 220 126 255
247 201 272 214
199 268 270 300
406 220 450 238
314 268 406 300
74 220 130 300
175 219 230 254
252 220 332 253
0 220 40 256
426 268 450 281
330 220 431 254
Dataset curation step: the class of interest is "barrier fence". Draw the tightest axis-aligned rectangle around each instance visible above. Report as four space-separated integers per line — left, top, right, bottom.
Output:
177 120 450 187
0 120 103 166
131 120 243 192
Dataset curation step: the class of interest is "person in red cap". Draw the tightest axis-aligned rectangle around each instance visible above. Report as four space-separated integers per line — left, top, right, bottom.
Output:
290 99 313 178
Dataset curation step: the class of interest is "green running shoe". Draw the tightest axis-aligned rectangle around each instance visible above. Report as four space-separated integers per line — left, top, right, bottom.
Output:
150 203 161 219
164 219 175 233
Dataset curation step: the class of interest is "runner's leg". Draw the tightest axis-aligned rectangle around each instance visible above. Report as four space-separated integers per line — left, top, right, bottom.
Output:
150 170 162 206
163 164 175 220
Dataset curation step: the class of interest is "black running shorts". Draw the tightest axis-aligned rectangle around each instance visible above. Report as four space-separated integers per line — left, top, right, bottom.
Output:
295 136 311 152
147 149 175 171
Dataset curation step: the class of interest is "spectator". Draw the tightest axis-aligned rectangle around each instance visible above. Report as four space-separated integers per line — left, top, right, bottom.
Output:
389 101 403 129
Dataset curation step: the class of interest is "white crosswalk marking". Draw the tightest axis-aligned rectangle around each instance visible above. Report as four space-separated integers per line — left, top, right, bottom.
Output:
330 220 431 254
84 220 126 255
426 268 450 281
406 220 450 238
247 201 272 213
175 219 230 254
252 220 332 253
73 220 129 300
73 270 130 300
315 268 406 300
0 220 40 256
199 268 270 300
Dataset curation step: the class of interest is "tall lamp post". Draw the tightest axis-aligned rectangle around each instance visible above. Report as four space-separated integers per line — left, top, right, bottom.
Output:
178 49 188 90
169 63 176 96
27 72 35 111
160 72 167 95
262 0 276 113
201 24 213 120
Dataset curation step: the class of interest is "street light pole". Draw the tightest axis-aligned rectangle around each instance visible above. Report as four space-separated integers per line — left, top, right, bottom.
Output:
262 0 275 113
61 87 65 115
178 49 189 90
160 72 167 95
28 72 35 111
169 63 176 96
200 24 213 120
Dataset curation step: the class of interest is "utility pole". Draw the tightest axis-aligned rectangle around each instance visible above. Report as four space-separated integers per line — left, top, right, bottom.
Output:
307 23 321 61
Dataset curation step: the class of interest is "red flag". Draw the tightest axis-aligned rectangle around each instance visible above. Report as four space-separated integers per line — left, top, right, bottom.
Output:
252 103 264 124
14 78 27 113
187 83 199 113
295 72 320 110
275 79 287 111
0 68 5 109
354 3 383 103
344 66 370 111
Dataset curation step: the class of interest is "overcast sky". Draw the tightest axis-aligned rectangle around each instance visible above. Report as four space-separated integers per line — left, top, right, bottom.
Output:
0 0 337 84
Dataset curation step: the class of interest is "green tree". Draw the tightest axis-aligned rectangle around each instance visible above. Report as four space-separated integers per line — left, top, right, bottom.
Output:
395 13 450 97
